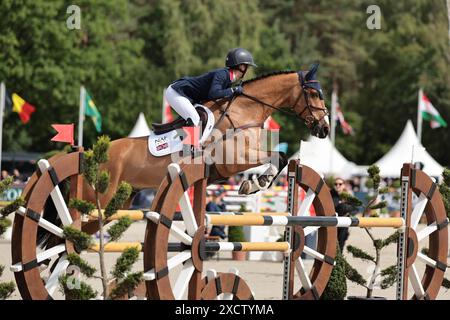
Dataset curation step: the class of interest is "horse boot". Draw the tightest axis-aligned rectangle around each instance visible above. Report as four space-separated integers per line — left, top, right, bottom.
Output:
238 164 278 195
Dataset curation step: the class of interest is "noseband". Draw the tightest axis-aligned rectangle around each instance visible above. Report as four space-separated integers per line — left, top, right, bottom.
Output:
236 73 329 127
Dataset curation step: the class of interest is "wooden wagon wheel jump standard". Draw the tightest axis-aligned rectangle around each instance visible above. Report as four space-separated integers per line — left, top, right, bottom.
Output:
10 151 449 300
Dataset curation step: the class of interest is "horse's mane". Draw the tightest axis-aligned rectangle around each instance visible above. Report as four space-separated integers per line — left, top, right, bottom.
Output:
242 70 297 86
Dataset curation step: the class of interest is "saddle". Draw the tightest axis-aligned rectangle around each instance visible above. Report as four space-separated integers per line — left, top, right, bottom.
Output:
152 106 209 135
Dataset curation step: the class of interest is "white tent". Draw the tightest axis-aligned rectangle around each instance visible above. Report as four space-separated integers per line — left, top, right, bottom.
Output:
374 120 443 177
128 112 151 137
244 136 359 178
286 136 360 179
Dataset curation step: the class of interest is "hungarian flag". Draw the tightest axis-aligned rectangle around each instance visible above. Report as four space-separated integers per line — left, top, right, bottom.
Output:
84 90 102 132
335 103 354 135
419 89 447 128
5 89 36 124
264 116 280 130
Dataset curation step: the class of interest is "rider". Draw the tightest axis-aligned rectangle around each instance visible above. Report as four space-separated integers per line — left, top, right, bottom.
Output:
164 48 257 132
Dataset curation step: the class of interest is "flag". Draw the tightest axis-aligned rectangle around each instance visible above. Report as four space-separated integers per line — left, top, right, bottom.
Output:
335 103 354 135
4 89 36 124
51 124 74 145
162 89 174 123
84 90 102 132
264 116 280 130
419 91 447 128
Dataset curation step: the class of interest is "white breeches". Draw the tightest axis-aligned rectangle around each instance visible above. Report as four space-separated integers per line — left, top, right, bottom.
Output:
165 85 200 126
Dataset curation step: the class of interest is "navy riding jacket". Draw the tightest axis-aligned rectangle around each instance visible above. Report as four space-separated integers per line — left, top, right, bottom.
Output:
170 68 234 103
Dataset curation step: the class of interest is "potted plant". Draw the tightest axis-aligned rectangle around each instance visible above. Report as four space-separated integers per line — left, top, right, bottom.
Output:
228 226 247 260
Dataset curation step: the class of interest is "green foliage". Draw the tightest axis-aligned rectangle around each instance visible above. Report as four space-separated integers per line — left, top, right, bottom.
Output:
370 201 387 210
96 170 110 194
0 282 15 300
341 255 367 287
380 265 397 289
381 231 400 248
379 187 389 194
111 247 140 279
228 226 245 242
0 177 13 194
67 253 96 278
440 168 450 218
68 199 96 216
442 277 450 290
83 150 98 187
92 135 110 164
339 192 362 207
108 216 132 242
59 275 97 300
367 165 381 190
0 197 25 217
109 272 143 300
321 247 347 300
346 245 375 263
63 226 92 252
0 218 12 236
104 182 132 218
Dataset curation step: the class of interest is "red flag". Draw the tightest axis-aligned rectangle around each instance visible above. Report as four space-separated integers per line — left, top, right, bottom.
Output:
335 104 354 135
182 126 200 148
264 116 280 130
51 124 74 145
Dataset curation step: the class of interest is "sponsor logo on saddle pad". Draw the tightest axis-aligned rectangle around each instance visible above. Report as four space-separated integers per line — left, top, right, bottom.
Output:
148 105 214 157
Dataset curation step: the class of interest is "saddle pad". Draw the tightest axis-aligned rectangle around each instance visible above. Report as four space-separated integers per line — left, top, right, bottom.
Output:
148 104 215 157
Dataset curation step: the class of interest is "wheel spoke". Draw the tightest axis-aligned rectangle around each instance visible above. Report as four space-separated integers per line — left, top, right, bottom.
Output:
408 263 425 299
16 207 64 238
411 194 428 230
297 189 315 217
296 257 312 290
303 246 325 262
143 251 191 281
222 268 239 300
416 223 438 241
417 252 438 268
170 223 193 245
38 160 73 226
168 164 198 236
11 244 66 272
145 212 192 245
45 254 69 296
173 259 195 300
304 226 320 237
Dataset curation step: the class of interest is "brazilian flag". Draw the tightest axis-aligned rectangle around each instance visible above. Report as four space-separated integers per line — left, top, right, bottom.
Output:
84 90 102 132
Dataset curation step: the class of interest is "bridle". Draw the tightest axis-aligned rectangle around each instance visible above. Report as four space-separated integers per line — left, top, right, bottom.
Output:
237 71 328 126
211 71 329 132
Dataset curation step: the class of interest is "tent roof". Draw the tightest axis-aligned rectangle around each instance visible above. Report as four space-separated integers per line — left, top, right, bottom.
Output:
285 136 359 178
128 112 151 138
374 120 443 177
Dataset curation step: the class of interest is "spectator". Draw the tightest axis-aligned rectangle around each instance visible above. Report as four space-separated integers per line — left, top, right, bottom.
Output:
330 177 358 252
206 191 227 240
227 176 238 186
1 170 10 181
12 168 24 184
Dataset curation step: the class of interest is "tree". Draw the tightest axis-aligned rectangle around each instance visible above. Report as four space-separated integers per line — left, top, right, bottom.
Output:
59 136 141 299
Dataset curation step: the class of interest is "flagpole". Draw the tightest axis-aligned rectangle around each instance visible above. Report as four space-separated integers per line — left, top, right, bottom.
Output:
0 82 4 174
78 85 85 147
417 88 423 143
330 85 337 175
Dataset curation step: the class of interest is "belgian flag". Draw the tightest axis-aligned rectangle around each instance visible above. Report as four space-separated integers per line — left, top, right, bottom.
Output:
5 88 36 124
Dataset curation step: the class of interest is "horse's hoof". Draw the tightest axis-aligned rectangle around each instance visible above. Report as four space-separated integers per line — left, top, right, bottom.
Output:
238 181 251 195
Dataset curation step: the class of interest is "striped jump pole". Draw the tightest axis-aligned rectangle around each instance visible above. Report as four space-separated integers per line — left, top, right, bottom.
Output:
206 214 405 228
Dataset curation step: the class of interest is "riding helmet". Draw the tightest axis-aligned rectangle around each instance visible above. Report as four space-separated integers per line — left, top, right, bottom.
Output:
225 48 257 68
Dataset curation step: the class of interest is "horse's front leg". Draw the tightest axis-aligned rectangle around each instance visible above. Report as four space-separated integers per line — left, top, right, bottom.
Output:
238 150 288 195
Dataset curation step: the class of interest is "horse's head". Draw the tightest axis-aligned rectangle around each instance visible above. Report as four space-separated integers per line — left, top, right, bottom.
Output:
292 63 330 138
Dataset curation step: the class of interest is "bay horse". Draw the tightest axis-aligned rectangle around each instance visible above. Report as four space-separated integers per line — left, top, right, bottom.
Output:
84 63 330 209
